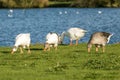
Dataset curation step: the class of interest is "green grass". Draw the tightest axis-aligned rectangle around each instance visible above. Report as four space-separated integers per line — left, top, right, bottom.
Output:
0 43 120 80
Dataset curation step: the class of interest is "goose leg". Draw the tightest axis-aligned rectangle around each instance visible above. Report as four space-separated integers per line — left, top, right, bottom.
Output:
48 47 50 51
76 39 78 45
20 47 23 53
54 46 57 50
54 44 57 50
27 46 31 54
96 47 98 52
70 39 73 45
44 43 49 51
88 47 91 53
95 44 99 52
88 44 92 53
102 46 105 53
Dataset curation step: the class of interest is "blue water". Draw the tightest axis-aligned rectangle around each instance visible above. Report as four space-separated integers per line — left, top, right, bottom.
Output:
0 8 120 46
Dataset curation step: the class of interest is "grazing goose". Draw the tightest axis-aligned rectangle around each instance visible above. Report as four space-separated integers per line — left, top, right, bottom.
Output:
11 33 31 54
60 27 87 45
87 32 113 53
44 32 59 51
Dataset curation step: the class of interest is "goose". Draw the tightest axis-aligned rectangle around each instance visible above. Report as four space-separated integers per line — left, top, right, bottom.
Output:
59 11 62 14
44 32 59 51
60 27 87 45
76 11 79 14
64 11 67 14
8 9 13 17
87 32 113 53
98 11 102 14
11 33 31 54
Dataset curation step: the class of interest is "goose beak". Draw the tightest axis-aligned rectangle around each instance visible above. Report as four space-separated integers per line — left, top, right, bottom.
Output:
111 34 113 36
84 30 87 33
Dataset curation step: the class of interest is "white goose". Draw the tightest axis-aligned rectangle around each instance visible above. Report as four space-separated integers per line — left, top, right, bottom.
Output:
44 32 59 51
11 33 31 54
8 9 13 17
60 27 87 45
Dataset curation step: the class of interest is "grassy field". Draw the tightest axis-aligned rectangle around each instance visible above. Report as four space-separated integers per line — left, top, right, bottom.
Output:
0 43 120 80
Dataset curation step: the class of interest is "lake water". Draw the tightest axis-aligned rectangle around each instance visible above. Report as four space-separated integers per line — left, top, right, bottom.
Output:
0 8 120 46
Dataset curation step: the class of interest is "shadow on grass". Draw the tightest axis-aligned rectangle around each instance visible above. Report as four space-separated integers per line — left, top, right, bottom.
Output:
59 44 68 46
0 48 43 54
1 51 10 54
74 50 86 53
30 48 43 51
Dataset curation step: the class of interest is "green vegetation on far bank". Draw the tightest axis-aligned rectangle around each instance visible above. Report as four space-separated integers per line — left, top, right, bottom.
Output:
48 1 73 7
0 0 120 8
0 43 120 80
